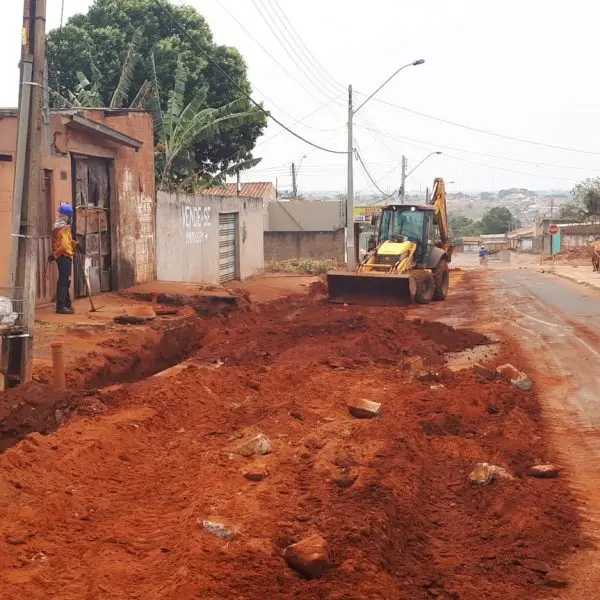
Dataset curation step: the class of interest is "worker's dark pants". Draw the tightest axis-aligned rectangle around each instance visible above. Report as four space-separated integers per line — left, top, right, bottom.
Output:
56 256 73 311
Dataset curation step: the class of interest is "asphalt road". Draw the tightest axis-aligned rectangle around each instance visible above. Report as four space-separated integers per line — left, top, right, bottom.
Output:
488 268 600 599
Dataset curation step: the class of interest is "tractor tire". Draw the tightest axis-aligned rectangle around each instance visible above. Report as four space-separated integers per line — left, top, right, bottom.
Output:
412 271 434 305
432 260 450 301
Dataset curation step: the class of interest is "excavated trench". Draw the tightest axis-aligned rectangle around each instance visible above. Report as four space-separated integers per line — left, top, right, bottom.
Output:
0 280 583 599
0 294 249 452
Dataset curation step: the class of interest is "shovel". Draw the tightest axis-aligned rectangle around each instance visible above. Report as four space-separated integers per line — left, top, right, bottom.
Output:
76 253 104 313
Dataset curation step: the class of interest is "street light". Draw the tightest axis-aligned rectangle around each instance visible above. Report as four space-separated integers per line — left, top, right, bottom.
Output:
400 151 442 203
346 59 425 270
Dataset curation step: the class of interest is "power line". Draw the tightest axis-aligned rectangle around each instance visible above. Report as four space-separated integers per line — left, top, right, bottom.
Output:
355 124 595 171
354 141 398 198
251 0 341 105
150 0 347 155
262 0 345 97
356 110 405 163
213 0 344 125
362 95 600 156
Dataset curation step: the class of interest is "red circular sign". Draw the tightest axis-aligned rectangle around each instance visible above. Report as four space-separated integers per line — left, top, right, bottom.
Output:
549 224 559 235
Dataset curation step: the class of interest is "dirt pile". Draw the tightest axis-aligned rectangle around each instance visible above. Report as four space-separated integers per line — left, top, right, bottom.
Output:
0 291 580 599
195 298 489 368
543 245 594 263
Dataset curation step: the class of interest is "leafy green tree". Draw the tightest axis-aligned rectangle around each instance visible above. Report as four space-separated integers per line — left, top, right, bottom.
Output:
449 215 483 242
566 177 600 220
558 199 586 221
47 0 266 174
481 207 515 234
154 55 264 188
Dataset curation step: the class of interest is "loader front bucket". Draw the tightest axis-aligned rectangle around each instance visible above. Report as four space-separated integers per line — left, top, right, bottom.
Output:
326 271 415 306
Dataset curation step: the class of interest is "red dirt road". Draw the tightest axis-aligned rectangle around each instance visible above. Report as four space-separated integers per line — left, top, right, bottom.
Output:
0 273 580 599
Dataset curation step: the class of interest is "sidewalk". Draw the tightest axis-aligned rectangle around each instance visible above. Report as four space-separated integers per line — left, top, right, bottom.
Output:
546 265 600 292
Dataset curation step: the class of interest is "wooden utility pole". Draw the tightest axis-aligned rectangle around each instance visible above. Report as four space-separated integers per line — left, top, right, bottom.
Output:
291 162 297 198
9 0 46 383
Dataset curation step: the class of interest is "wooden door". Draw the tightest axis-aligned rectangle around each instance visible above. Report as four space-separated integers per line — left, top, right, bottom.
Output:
72 157 112 298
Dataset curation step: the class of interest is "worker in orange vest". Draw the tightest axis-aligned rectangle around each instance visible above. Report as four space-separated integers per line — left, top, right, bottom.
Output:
48 204 78 314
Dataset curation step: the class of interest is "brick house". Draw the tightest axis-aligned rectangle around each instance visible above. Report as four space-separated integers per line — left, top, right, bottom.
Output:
0 108 155 306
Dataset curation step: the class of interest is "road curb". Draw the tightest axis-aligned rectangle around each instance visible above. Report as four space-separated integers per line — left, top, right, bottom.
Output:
547 270 600 293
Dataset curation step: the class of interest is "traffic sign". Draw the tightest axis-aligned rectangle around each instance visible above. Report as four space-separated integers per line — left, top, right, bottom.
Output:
549 224 559 235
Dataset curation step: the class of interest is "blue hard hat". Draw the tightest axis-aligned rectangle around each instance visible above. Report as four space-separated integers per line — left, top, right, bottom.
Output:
58 203 73 216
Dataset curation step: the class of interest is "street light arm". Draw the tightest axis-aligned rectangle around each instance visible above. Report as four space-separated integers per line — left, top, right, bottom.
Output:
406 151 442 177
353 59 425 115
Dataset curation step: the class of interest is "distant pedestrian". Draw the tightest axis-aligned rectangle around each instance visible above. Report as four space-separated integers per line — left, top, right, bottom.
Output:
593 236 600 272
479 245 488 266
48 204 77 314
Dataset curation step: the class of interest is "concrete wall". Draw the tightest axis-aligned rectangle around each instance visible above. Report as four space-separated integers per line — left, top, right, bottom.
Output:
0 109 155 291
156 191 264 284
266 200 344 231
264 229 345 262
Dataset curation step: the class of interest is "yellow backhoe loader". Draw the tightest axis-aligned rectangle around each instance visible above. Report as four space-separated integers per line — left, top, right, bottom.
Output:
327 178 453 306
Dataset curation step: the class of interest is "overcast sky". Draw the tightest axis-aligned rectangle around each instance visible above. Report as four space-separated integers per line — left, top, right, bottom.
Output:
1 0 599 194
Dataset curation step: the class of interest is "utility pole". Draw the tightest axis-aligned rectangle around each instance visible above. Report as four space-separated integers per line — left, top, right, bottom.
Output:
7 0 46 385
344 60 425 270
291 162 297 198
346 84 355 270
399 155 407 203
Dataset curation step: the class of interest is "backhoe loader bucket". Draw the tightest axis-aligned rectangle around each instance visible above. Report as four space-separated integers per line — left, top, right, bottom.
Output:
327 271 415 306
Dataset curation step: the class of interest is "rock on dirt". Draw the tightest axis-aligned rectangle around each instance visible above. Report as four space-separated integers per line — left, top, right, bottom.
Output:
416 371 442 383
496 363 533 391
473 362 495 379
114 305 157 325
242 462 269 481
236 433 273 457
545 570 569 588
283 534 329 579
496 364 521 381
404 356 424 372
517 558 550 573
468 462 515 486
347 399 382 419
200 519 240 540
529 464 561 479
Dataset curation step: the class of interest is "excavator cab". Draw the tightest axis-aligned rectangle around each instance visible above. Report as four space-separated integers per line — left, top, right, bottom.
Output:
327 178 453 306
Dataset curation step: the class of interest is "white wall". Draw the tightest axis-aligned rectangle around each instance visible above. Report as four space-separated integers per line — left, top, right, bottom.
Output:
266 200 344 231
156 191 263 284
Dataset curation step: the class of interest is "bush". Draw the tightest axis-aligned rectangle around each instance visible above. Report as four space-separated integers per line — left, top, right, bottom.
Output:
265 259 341 275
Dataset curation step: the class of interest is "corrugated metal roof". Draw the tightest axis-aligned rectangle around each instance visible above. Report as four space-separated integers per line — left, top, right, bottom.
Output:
198 182 276 199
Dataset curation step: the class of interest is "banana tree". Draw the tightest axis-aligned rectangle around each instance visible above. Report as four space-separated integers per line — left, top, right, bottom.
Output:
152 54 265 188
54 30 152 110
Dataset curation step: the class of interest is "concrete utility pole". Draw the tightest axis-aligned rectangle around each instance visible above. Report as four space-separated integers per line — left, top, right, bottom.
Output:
8 0 46 384
346 85 354 269
346 59 425 270
399 155 407 203
291 162 297 198
403 151 442 204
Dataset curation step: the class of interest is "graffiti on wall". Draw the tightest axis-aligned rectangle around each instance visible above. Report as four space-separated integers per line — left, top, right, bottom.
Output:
182 204 212 244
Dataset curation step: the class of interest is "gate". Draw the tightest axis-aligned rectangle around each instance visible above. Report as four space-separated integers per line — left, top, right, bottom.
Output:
36 170 56 305
218 213 238 283
72 156 113 297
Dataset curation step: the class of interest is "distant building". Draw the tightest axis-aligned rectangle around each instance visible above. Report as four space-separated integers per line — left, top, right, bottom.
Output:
507 227 534 252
